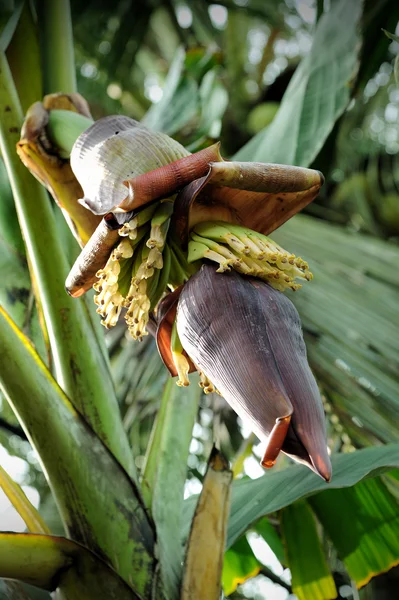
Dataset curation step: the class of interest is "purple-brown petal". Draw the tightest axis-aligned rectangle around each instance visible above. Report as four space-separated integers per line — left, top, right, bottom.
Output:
176 264 293 448
176 264 331 480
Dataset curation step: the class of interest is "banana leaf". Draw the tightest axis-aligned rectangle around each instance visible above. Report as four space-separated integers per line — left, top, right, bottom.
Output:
274 215 399 446
142 376 201 598
309 477 399 587
182 445 399 548
0 307 155 599
281 500 337 600
235 0 363 166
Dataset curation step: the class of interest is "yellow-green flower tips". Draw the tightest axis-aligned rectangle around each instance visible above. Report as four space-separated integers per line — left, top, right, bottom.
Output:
92 202 173 338
171 320 191 387
187 221 312 292
93 240 133 328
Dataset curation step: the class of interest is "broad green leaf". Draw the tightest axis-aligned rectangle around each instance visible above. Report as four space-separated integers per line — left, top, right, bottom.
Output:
143 47 198 135
222 536 260 596
310 477 399 587
234 0 363 166
281 500 337 600
181 448 232 600
0 52 135 478
226 446 399 549
0 463 50 534
142 376 201 599
0 533 139 600
0 308 155 599
182 444 399 549
198 67 228 138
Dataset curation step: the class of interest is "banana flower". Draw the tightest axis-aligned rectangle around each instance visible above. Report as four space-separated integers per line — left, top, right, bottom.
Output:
18 109 330 479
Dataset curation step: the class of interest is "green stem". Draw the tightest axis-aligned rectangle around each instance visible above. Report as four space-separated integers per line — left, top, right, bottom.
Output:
37 0 77 93
0 532 142 599
0 51 136 479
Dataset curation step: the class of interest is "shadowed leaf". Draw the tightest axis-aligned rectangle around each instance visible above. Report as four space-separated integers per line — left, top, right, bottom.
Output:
281 500 337 600
0 533 139 599
310 477 399 587
0 307 155 598
235 0 363 166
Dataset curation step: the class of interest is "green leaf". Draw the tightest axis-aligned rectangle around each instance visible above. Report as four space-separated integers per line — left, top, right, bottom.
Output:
310 477 399 587
198 67 228 138
0 51 135 478
142 376 201 599
273 215 399 447
0 463 50 534
0 533 139 599
281 500 337 600
0 0 23 52
234 0 363 166
0 307 155 599
227 445 399 549
183 444 399 549
222 536 260 596
253 517 285 565
143 47 198 135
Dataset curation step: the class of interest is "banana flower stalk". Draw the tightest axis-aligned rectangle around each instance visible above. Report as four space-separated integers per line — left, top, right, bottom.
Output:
18 108 330 479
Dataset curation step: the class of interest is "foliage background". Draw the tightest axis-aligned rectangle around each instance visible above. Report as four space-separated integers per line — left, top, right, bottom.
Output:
0 0 399 599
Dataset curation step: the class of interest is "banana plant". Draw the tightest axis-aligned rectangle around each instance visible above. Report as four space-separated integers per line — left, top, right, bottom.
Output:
0 1 399 599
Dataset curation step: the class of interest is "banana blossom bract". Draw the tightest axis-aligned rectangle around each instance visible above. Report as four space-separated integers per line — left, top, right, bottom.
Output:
175 264 331 481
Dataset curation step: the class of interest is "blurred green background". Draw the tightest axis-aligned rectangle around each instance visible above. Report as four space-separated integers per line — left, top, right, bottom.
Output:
1 1 399 598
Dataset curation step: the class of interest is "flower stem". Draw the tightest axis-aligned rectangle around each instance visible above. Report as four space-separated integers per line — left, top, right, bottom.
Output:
37 0 77 93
